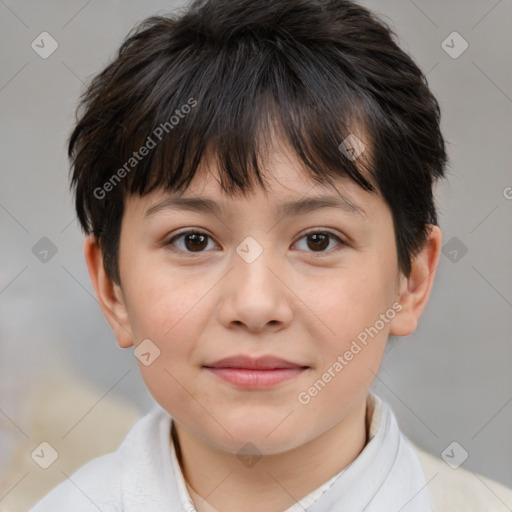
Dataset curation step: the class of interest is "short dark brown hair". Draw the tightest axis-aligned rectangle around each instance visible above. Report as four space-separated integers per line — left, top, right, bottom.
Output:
68 0 449 285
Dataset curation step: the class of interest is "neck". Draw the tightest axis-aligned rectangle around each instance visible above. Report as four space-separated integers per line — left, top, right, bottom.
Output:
172 396 369 512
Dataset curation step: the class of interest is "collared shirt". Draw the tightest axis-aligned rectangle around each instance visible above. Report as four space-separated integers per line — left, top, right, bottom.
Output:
28 391 435 511
27 390 512 512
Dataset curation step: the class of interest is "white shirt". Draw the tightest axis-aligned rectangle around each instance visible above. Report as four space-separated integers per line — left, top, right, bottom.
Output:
28 392 438 511
29 390 512 512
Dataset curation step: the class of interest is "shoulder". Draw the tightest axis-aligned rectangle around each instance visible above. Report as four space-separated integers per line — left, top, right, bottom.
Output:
27 451 124 512
410 441 512 512
28 406 169 512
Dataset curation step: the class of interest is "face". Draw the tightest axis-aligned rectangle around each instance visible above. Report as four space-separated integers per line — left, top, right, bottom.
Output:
109 144 409 456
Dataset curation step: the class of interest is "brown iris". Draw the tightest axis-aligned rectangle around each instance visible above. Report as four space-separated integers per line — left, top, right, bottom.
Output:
184 232 209 252
306 233 330 251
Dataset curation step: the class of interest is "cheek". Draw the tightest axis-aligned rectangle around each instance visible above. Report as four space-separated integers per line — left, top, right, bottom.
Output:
127 266 221 376
131 286 207 419
308 267 394 375
315 267 393 330
126 262 210 340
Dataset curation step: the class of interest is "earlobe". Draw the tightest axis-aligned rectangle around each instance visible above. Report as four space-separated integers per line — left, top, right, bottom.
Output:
389 225 442 337
83 235 134 348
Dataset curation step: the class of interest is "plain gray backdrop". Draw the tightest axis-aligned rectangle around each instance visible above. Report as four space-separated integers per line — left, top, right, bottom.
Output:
1 0 511 505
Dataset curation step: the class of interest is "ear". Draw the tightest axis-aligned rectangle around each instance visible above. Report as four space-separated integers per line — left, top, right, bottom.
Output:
389 225 442 337
84 235 134 348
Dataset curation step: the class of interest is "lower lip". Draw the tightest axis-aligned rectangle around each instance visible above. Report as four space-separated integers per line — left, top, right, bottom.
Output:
205 367 306 388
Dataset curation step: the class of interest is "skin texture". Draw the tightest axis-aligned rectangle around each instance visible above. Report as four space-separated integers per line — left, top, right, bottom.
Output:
85 140 442 512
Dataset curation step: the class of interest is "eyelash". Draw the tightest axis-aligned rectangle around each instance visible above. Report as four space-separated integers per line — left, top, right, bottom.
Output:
165 229 348 256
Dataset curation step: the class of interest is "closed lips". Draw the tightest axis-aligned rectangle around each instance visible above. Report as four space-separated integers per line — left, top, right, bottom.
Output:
203 355 308 370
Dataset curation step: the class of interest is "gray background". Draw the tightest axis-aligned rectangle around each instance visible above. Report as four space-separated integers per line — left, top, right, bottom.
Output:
1 0 511 506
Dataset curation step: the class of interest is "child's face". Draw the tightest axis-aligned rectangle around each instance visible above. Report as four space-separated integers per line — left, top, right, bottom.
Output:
97 142 423 455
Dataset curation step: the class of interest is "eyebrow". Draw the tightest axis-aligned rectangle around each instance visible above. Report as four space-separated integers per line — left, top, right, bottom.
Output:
144 194 367 220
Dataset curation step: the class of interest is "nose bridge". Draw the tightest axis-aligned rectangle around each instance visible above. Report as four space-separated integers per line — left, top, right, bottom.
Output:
217 234 293 331
233 233 280 297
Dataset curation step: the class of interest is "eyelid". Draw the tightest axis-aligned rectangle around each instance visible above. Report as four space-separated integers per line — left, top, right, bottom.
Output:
296 227 347 244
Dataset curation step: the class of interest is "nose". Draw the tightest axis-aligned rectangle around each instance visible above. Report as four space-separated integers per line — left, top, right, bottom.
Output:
216 244 294 333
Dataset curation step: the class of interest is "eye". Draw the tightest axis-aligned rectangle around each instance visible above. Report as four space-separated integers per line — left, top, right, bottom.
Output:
166 229 347 255
293 230 346 254
166 230 217 253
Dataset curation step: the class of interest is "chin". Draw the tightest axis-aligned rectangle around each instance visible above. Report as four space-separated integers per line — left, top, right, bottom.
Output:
209 421 305 456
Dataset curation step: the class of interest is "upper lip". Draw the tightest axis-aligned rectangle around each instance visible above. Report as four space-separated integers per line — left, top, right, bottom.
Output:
204 355 308 370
